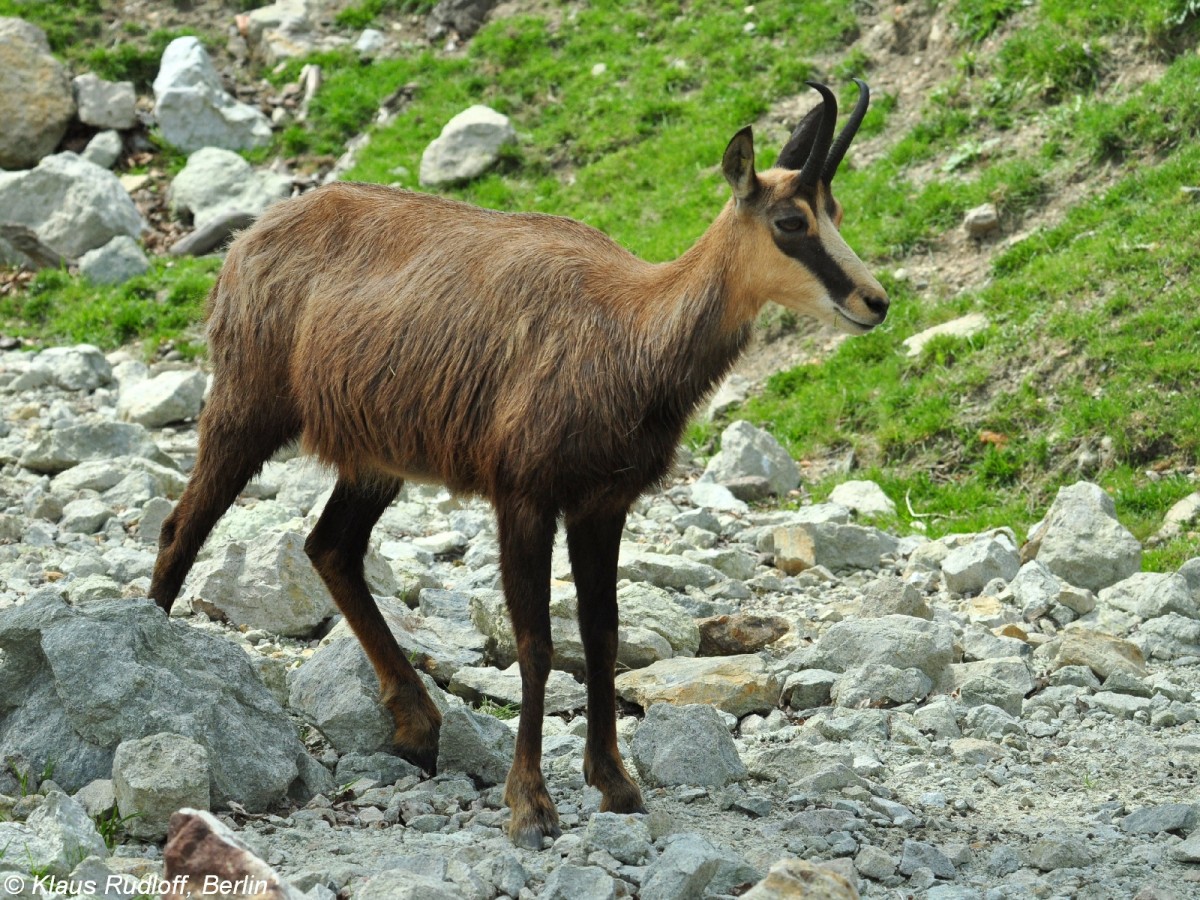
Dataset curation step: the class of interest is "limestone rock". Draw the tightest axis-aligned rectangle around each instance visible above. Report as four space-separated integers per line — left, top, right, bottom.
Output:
117 369 207 427
153 37 273 152
1052 627 1147 679
419 105 515 186
79 235 150 286
0 19 74 169
828 480 896 517
807 615 956 681
773 521 898 574
0 153 144 265
615 654 780 717
169 146 291 229
113 733 210 840
435 705 514 786
0 595 305 809
72 73 137 130
701 420 799 497
629 703 746 787
1029 482 1141 592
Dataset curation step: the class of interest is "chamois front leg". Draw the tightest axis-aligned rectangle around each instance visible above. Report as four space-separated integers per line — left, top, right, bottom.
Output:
497 497 560 850
305 476 441 772
567 509 647 815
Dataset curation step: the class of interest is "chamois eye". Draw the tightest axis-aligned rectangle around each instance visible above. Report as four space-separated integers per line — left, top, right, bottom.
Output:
775 215 807 233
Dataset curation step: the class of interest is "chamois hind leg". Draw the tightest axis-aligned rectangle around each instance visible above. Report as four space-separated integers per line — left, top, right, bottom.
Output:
150 390 298 612
567 509 647 815
305 475 442 772
497 496 560 850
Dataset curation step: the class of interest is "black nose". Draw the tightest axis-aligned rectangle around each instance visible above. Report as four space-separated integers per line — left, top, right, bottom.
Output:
863 294 889 318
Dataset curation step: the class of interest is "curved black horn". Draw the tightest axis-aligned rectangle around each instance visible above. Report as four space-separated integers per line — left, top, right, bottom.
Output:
822 79 870 183
797 81 837 187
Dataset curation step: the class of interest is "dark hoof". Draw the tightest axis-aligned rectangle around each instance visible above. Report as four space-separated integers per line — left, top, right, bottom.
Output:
399 741 439 775
510 820 561 851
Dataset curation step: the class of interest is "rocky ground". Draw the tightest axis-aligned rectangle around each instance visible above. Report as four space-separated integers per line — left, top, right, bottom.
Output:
0 345 1198 900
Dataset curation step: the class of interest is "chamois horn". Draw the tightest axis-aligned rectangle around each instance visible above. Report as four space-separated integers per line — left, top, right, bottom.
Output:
796 81 838 187
823 78 870 182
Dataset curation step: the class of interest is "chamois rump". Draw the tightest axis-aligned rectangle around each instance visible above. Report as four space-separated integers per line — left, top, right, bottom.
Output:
149 81 888 849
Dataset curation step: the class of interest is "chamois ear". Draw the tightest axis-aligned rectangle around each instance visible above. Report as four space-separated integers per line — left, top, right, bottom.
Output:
722 126 759 202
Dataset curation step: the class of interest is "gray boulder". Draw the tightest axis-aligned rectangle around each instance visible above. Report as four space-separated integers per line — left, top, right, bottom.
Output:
287 635 395 754
1031 482 1141 592
113 732 210 840
2 792 107 877
20 420 170 474
773 521 898 574
807 615 956 680
72 73 137 130
617 545 725 590
700 420 799 496
941 534 1020 595
78 235 149 285
0 19 74 169
59 497 115 534
117 369 207 427
181 532 337 637
81 130 124 169
828 479 896 517
629 702 746 787
153 37 273 152
640 833 723 900
435 705 514 786
52 455 185 498
0 595 307 810
169 147 291 229
26 344 113 392
0 153 144 264
583 812 654 864
419 105 515 186
539 865 615 900
1098 572 1198 621
448 662 586 714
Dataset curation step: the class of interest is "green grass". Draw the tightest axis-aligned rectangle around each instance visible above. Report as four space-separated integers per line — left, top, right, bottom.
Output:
0 259 219 356
477 699 519 720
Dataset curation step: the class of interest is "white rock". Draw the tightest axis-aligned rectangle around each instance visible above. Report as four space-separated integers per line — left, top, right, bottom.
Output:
79 235 149 285
701 420 798 496
1031 482 1141 593
828 479 896 517
964 202 1000 237
117 369 207 427
72 73 136 130
81 130 124 170
0 153 145 262
941 535 1019 596
419 105 516 186
169 146 292 229
902 313 989 358
153 37 273 153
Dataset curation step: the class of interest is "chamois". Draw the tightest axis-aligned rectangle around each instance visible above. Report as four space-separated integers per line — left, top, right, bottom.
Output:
150 81 887 849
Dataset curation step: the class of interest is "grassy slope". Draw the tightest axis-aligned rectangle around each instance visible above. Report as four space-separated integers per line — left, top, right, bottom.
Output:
1 0 1198 566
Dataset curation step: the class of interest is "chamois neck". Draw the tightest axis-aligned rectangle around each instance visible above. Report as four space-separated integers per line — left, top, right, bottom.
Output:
627 203 753 424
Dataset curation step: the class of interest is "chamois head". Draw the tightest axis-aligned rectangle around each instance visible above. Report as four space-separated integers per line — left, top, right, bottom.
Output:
722 80 888 334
